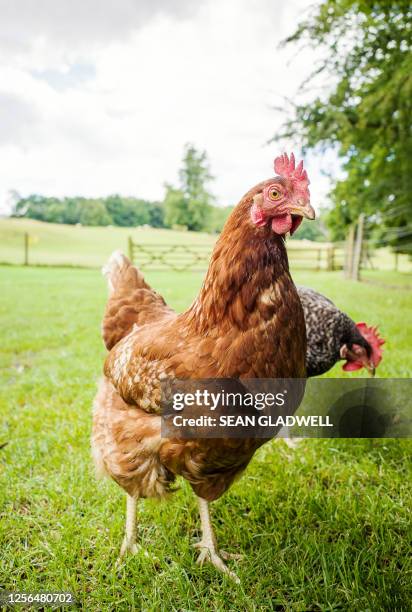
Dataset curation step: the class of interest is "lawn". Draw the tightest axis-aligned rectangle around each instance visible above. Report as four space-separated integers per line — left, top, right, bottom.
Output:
2 218 412 277
0 219 217 268
0 265 411 611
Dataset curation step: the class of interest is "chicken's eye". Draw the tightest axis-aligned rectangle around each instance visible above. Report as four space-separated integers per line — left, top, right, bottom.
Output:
269 188 281 200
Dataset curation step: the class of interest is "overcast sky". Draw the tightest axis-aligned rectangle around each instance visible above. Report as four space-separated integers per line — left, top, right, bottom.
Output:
0 0 336 214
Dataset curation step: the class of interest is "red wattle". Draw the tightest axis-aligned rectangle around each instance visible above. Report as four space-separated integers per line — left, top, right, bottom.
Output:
271 213 293 235
342 361 363 372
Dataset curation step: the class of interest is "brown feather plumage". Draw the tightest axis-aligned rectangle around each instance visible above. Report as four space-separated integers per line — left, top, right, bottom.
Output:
92 178 307 503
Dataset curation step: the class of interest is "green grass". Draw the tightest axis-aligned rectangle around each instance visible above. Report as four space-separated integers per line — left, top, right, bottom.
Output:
361 268 412 289
0 266 411 611
0 218 217 268
3 218 412 276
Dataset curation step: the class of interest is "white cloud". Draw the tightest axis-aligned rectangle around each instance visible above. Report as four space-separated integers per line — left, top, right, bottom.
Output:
0 0 198 64
0 0 335 214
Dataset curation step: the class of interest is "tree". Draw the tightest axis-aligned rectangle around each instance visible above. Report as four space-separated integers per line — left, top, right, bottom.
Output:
164 144 215 231
290 218 328 242
147 202 165 228
42 199 68 224
62 198 82 225
79 200 112 226
207 205 234 233
105 195 151 227
179 144 214 231
12 194 165 228
13 194 68 223
163 186 188 229
277 0 412 252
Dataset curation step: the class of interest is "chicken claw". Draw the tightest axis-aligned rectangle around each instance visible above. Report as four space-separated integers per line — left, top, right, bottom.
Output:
115 539 137 569
195 497 241 583
219 550 243 561
194 542 240 584
115 540 154 570
119 536 140 558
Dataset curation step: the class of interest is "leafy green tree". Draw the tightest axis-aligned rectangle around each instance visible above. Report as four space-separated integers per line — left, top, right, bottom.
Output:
13 195 51 220
105 195 151 227
79 200 113 226
277 0 412 252
42 199 68 224
62 198 82 225
13 194 165 228
164 144 215 231
179 144 214 231
105 195 126 225
163 186 188 229
14 195 82 224
290 219 328 242
147 202 165 228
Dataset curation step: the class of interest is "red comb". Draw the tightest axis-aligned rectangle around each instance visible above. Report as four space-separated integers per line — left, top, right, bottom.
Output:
274 152 310 199
356 322 385 368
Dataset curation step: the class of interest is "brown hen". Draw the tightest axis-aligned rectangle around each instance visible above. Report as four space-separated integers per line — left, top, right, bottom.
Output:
92 153 315 582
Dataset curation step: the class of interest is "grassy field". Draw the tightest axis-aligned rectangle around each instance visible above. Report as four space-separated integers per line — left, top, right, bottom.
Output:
2 218 412 277
0 263 411 611
0 218 217 268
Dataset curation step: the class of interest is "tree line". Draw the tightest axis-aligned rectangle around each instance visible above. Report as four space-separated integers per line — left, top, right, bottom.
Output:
12 144 233 234
11 143 326 240
13 194 165 229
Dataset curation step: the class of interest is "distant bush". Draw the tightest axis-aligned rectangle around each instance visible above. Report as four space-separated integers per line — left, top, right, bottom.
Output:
78 200 113 226
12 191 232 233
12 194 165 229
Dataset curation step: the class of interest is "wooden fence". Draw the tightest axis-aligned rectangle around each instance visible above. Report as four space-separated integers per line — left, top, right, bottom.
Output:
128 237 342 272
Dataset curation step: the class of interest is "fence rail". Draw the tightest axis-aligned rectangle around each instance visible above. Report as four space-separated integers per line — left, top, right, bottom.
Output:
4 230 409 275
128 237 342 272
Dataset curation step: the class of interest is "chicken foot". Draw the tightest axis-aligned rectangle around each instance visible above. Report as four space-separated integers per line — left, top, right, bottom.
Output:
194 497 241 584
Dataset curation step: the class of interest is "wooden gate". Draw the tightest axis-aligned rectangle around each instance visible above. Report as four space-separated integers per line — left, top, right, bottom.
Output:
128 238 212 272
128 237 341 272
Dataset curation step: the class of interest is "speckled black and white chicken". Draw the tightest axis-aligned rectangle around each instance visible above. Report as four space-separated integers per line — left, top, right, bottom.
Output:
297 286 384 377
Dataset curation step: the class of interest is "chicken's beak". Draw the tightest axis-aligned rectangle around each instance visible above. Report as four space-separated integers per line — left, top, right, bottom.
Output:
340 344 376 376
362 357 376 377
289 199 316 220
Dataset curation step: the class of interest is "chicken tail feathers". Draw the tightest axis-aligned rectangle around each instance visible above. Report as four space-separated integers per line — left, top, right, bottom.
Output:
102 250 149 296
101 251 175 350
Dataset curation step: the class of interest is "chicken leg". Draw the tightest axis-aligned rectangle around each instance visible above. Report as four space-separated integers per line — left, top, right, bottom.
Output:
118 494 139 558
116 494 161 567
194 497 241 583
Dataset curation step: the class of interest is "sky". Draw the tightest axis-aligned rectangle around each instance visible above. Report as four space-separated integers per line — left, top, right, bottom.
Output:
0 0 337 214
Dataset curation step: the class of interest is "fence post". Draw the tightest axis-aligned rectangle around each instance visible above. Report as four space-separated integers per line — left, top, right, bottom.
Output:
352 213 365 281
344 226 355 278
128 236 133 263
327 246 335 271
24 232 29 266
394 251 399 271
